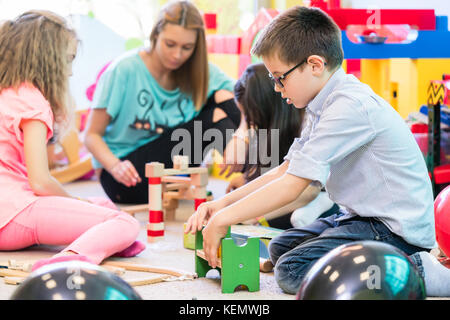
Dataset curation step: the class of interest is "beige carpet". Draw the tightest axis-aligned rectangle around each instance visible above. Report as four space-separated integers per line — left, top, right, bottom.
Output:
0 178 293 300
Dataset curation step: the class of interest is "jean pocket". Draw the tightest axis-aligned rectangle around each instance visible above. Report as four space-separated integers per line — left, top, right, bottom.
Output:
369 218 393 241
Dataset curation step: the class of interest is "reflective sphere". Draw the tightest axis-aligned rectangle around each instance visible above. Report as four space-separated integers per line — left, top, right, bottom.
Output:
11 261 142 300
435 185 450 257
297 241 425 300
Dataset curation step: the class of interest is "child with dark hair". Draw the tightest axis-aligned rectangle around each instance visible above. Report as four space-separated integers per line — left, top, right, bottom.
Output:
186 6 450 297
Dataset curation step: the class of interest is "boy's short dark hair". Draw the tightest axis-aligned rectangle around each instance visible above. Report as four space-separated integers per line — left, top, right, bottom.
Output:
252 6 344 71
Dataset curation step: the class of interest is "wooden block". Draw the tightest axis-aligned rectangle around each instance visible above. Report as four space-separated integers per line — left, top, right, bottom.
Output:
147 222 164 231
122 204 148 215
163 167 208 176
8 260 32 272
145 162 165 178
149 184 162 211
0 269 29 278
173 155 189 170
193 186 207 199
163 183 189 191
183 223 196 250
148 236 164 243
161 176 191 184
191 173 208 187
4 277 25 285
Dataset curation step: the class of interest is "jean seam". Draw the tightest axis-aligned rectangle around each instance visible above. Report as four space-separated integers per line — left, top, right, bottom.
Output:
368 218 392 241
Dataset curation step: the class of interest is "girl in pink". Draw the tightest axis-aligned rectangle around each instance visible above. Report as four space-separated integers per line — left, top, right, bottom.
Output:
0 10 145 271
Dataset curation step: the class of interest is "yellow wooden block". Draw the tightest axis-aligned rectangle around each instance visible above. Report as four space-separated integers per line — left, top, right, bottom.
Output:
183 223 195 250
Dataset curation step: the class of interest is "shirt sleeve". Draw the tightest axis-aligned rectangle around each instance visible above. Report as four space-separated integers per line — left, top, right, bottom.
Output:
286 94 377 186
207 63 236 97
92 61 128 121
6 84 54 144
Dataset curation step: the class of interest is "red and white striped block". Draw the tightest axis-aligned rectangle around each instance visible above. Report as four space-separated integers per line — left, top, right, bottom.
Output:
148 176 164 243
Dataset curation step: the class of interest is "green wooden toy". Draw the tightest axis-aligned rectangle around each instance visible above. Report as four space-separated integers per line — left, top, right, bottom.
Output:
195 227 260 293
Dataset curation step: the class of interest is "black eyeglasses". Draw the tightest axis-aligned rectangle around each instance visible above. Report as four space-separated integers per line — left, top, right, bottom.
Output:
268 58 327 88
268 59 307 89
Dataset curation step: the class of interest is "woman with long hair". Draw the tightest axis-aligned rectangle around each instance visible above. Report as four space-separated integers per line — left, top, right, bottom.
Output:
85 0 242 204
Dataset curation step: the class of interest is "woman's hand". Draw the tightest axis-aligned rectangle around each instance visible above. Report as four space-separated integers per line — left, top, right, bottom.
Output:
184 200 225 235
226 174 246 193
108 160 142 187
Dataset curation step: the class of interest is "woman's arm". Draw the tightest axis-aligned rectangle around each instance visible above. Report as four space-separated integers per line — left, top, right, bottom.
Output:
84 109 141 187
22 120 72 197
84 109 118 171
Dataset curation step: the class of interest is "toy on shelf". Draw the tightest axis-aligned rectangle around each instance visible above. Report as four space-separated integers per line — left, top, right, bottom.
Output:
238 3 450 119
426 78 450 196
145 156 209 243
195 227 260 294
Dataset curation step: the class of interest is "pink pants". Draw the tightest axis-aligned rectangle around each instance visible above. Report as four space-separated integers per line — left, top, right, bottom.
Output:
0 196 140 264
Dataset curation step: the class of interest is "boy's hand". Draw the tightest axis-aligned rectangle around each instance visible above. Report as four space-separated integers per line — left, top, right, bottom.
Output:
184 200 224 235
202 217 229 269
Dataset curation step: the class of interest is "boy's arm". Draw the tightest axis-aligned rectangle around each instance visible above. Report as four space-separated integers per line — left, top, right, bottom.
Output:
219 160 290 207
202 170 312 268
185 161 290 234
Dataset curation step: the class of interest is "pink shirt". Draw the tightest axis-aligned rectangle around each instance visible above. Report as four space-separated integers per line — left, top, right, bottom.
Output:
0 83 54 229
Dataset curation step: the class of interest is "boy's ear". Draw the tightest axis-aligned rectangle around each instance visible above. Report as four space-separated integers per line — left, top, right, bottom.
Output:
307 55 327 75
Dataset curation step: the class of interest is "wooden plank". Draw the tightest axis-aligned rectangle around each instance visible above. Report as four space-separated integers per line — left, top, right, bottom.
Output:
122 204 148 215
161 176 192 184
0 269 29 278
126 275 171 287
4 277 25 285
163 167 208 176
101 260 196 279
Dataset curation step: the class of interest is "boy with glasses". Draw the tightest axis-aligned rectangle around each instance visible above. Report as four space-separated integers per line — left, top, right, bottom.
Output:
185 6 450 297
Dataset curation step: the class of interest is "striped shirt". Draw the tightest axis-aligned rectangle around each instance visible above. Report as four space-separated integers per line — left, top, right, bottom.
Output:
285 68 436 249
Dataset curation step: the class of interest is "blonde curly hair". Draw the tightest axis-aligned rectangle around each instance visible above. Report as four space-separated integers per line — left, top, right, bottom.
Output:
0 10 77 128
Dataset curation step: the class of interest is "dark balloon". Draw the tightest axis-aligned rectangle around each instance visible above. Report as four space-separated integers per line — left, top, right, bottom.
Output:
297 241 426 300
10 261 142 300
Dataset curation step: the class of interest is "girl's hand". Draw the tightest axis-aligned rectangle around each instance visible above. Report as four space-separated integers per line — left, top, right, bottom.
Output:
184 200 224 235
202 216 229 269
108 160 142 187
226 175 246 193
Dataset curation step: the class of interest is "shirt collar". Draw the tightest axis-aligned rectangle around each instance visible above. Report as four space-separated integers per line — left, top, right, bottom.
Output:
306 68 345 116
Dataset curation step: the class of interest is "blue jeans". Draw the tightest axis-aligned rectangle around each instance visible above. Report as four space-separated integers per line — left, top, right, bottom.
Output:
269 213 427 294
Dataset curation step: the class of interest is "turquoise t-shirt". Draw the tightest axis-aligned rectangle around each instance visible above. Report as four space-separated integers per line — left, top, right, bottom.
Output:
91 49 235 169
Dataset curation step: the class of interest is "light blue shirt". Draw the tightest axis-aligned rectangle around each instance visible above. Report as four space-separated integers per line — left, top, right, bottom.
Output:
285 68 436 249
91 49 235 169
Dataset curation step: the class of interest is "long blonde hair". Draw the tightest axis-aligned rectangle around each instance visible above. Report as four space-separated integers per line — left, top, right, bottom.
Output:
0 10 77 127
150 0 208 111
